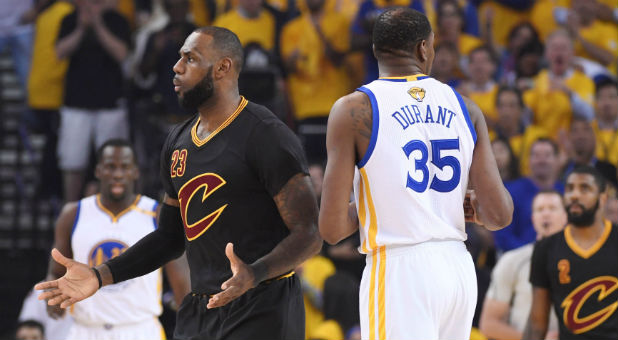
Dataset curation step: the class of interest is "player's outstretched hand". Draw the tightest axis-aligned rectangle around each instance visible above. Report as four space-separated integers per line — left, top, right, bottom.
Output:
207 243 254 309
35 248 99 309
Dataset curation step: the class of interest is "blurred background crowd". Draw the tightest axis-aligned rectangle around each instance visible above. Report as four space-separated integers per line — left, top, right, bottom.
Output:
0 0 617 339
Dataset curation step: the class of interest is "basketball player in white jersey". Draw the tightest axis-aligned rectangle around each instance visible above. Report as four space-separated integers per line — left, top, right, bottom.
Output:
319 8 514 340
44 139 188 340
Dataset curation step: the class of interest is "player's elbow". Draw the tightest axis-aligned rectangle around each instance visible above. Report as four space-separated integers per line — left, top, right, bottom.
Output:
321 232 343 246
481 193 514 231
306 224 324 256
318 217 345 245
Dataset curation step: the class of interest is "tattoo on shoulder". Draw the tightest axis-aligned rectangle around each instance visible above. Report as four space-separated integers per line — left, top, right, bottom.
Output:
274 174 318 227
349 96 372 140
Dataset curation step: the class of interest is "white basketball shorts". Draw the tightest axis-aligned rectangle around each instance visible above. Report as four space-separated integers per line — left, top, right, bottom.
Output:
360 240 477 340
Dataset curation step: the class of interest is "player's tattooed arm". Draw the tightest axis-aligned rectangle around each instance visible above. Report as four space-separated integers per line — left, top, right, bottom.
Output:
264 173 323 277
319 92 369 244
207 174 321 309
348 92 372 141
522 287 551 340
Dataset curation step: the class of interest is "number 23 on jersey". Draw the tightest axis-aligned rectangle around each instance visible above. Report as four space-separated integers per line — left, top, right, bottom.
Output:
171 149 187 178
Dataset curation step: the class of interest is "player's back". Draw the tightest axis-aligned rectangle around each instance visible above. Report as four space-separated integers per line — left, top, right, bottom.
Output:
71 195 162 326
354 74 476 253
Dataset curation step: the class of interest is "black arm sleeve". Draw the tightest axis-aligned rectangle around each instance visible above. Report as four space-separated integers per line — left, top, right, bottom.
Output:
106 203 185 283
246 118 309 197
529 238 551 289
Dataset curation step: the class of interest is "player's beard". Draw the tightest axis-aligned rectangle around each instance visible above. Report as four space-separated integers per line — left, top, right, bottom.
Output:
566 199 599 228
179 66 214 110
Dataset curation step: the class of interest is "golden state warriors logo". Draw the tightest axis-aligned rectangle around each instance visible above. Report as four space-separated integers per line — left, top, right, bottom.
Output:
88 240 129 267
178 173 228 241
561 276 618 334
408 87 426 102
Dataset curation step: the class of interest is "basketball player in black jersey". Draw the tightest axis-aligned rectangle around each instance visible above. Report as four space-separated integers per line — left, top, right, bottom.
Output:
36 27 323 339
524 165 618 340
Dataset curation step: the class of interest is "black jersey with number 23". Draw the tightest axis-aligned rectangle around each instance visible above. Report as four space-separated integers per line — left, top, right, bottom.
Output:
160 97 308 294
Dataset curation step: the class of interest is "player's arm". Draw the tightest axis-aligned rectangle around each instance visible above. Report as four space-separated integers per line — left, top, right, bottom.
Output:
207 118 323 309
42 203 77 318
207 173 322 309
47 203 77 281
465 96 514 230
522 287 551 340
319 92 369 244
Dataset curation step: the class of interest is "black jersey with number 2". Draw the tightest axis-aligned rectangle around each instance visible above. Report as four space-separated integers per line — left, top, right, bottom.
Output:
160 97 308 294
530 221 618 340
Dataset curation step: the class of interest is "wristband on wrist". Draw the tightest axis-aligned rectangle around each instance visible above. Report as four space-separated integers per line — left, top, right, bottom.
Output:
92 267 103 289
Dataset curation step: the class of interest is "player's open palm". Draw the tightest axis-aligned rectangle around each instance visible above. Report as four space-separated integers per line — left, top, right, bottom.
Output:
35 248 99 309
207 243 254 309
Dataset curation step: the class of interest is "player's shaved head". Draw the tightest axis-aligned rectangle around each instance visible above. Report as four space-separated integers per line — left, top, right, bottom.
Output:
193 26 244 73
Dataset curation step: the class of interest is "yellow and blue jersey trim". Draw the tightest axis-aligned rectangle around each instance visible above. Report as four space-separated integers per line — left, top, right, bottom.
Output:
451 87 477 144
152 201 159 230
356 86 380 168
71 200 81 236
377 73 430 82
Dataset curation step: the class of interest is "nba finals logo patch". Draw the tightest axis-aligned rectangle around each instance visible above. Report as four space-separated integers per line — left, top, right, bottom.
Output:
88 240 128 267
408 87 426 102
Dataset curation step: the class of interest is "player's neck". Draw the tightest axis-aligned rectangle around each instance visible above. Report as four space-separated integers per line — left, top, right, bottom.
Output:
99 193 138 215
196 91 242 134
569 214 606 244
378 60 426 78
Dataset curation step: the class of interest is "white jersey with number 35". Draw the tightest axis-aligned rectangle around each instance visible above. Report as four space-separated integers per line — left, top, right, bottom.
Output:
353 74 477 254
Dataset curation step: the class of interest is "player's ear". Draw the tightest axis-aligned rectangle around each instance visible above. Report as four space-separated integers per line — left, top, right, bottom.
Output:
418 39 428 63
599 189 608 208
214 57 233 79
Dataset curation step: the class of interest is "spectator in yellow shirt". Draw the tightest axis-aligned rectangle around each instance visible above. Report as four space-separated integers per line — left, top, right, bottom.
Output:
566 0 618 71
27 0 74 200
214 0 275 51
436 0 482 58
592 78 618 167
523 29 595 139
214 0 284 112
281 0 351 163
460 46 498 127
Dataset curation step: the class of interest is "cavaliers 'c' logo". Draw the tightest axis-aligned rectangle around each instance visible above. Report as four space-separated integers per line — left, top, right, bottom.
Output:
408 87 426 102
178 173 228 241
561 276 618 334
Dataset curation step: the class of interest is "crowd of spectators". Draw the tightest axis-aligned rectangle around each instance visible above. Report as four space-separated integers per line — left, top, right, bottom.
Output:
2 0 618 339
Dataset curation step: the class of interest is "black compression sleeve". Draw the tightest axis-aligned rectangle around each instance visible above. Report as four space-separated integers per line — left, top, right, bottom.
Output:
106 203 185 283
